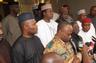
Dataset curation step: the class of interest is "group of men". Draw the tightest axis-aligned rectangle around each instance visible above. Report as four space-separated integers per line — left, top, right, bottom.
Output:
0 1 96 63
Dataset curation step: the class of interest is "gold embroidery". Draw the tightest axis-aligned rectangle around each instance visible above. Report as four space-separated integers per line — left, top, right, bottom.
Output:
44 37 75 63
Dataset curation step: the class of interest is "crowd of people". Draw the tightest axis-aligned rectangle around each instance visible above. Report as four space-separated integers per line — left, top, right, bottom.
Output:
0 1 96 63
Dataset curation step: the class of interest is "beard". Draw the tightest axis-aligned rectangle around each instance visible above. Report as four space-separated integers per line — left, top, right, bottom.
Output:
27 31 37 37
29 28 37 35
63 37 71 43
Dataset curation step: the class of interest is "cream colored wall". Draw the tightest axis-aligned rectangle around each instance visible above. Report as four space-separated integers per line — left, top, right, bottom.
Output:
66 0 96 18
18 0 67 13
19 0 51 13
18 0 96 18
51 0 96 19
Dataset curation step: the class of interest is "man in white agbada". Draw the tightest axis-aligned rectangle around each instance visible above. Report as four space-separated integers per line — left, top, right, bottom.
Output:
36 3 58 47
76 9 95 32
78 18 96 44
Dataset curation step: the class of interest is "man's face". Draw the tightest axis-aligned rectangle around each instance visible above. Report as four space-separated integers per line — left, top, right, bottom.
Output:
79 13 87 20
24 19 37 35
91 7 96 16
60 7 69 15
11 4 19 14
82 23 90 32
60 25 73 42
0 23 3 40
44 8 53 19
42 53 64 63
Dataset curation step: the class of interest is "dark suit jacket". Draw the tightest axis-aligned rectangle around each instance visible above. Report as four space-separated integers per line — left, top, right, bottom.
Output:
71 33 83 54
0 38 11 63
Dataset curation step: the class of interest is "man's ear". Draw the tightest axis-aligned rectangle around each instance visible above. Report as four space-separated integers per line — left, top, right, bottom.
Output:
43 11 46 17
58 29 62 34
23 23 28 30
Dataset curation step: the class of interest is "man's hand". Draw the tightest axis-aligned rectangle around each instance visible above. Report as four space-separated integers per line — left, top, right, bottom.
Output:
72 56 80 63
82 45 89 53
82 45 93 63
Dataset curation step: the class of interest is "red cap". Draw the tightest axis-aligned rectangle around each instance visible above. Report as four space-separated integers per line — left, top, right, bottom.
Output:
82 18 92 23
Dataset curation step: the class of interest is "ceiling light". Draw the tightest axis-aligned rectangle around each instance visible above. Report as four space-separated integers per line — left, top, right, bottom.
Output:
0 0 3 2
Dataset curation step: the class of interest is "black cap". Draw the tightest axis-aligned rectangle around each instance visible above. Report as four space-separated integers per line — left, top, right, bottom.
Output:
18 12 34 25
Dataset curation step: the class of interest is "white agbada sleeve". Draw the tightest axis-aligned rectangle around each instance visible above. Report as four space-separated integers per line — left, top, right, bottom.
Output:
36 20 48 47
36 20 58 47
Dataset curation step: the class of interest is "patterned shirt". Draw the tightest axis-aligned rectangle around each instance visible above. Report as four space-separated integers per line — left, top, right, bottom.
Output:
44 37 75 63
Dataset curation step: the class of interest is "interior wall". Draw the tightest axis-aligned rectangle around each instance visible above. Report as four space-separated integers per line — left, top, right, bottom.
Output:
18 0 96 18
66 0 96 19
51 0 67 12
18 0 67 13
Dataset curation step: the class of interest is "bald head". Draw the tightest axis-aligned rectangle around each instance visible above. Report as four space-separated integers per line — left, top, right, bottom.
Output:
42 52 64 63
56 21 73 42
57 21 72 32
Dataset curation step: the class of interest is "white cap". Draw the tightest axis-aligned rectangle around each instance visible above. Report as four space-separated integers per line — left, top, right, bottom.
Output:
41 3 52 11
77 9 86 15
